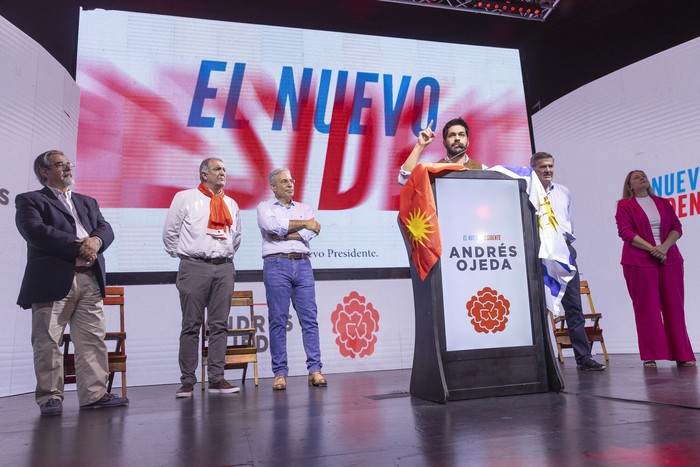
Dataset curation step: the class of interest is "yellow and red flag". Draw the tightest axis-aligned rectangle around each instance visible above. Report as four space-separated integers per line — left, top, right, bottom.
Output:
399 163 467 280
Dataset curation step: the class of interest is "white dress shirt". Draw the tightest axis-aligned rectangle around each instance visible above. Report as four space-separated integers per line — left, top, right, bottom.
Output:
544 182 576 243
257 198 317 257
49 186 95 266
163 188 241 259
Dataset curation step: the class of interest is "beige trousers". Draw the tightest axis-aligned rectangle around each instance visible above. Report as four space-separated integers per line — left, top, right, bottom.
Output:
31 271 109 406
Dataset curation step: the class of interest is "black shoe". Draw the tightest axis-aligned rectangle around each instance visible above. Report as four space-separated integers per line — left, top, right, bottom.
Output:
39 398 63 416
577 357 606 371
81 393 129 409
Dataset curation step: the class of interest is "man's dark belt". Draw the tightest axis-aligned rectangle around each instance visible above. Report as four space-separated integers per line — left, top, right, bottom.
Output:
264 252 309 260
75 265 94 275
180 255 232 265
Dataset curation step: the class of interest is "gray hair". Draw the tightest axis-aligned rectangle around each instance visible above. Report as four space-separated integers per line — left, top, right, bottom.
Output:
530 151 555 168
33 150 64 185
199 157 224 182
268 168 291 185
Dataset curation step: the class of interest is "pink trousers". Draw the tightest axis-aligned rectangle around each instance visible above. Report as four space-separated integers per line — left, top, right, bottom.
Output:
623 263 695 362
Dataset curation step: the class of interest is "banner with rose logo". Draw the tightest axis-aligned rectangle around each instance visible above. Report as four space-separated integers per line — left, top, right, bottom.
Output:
331 291 380 359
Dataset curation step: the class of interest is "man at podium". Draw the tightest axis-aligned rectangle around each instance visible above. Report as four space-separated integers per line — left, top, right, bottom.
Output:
398 117 485 186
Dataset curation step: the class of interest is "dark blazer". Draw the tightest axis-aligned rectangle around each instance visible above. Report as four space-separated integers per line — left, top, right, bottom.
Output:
15 186 114 309
615 195 683 267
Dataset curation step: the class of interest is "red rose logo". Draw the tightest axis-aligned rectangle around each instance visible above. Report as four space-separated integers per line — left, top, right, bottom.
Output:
331 291 380 358
466 287 510 334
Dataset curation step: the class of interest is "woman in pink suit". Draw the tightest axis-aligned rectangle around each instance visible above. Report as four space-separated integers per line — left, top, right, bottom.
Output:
615 170 695 368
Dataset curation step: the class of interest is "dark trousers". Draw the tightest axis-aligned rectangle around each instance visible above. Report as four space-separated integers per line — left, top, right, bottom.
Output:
562 242 592 363
176 258 235 384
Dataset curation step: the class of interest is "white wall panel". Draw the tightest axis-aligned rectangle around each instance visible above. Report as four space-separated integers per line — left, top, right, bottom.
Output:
532 37 700 356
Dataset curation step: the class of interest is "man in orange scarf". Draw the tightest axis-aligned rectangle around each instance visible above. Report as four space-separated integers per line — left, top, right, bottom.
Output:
163 158 242 397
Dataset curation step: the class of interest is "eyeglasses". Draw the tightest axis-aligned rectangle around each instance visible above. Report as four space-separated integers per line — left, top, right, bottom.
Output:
51 162 74 170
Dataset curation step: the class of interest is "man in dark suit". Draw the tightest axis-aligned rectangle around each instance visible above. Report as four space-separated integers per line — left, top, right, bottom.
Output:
15 150 129 415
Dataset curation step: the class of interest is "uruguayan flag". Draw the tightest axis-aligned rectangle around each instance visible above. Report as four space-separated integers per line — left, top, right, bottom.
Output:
488 165 575 316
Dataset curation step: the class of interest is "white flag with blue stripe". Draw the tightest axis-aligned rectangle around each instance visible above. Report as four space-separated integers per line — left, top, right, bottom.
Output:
487 165 575 316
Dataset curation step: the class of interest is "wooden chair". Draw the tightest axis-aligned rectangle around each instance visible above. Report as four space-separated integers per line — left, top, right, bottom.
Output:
63 286 128 398
549 280 609 364
201 290 259 389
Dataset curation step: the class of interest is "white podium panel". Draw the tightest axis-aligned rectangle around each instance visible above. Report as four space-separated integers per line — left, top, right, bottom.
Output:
435 178 533 352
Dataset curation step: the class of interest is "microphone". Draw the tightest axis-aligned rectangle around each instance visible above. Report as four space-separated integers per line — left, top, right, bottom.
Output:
443 144 467 163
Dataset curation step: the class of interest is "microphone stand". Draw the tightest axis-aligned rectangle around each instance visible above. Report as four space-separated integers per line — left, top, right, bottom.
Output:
442 147 467 164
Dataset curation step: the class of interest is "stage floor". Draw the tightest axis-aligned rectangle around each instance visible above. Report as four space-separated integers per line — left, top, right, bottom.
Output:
2 354 699 466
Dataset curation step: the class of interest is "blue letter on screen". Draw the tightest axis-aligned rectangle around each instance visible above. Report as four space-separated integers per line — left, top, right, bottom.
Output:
187 60 227 128
315 69 349 134
349 72 379 135
384 75 411 137
412 77 440 136
222 62 247 129
272 66 313 131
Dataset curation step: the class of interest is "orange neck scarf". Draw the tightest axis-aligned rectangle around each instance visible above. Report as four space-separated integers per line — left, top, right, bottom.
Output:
198 183 232 238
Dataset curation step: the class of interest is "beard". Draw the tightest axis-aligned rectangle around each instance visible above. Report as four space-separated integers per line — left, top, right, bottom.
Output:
446 143 466 158
59 174 74 189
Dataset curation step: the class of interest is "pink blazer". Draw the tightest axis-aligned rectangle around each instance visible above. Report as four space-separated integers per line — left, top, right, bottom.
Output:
615 196 683 267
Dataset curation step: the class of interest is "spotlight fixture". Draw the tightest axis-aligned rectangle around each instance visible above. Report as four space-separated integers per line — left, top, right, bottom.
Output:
379 0 560 21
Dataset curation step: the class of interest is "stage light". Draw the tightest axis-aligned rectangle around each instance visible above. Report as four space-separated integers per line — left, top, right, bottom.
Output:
378 0 560 22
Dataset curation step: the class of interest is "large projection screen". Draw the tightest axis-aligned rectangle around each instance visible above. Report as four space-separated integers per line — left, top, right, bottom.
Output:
76 9 532 278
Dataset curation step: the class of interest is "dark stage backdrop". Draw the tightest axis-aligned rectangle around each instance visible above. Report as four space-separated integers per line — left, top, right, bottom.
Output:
2 0 699 111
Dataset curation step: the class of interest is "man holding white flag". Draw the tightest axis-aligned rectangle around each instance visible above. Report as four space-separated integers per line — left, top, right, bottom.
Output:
485 164 571 316
530 152 606 371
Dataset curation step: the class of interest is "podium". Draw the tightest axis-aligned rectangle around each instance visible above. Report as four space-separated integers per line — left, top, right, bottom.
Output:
405 169 563 403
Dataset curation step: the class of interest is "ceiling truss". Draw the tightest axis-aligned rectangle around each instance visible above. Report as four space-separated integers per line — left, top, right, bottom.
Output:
379 0 560 21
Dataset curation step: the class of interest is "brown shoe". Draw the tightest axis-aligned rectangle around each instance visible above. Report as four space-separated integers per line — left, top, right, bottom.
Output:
308 371 327 387
175 382 195 398
208 379 240 394
273 375 287 391
677 361 696 367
